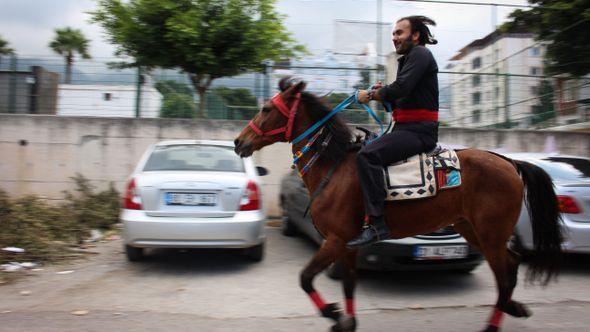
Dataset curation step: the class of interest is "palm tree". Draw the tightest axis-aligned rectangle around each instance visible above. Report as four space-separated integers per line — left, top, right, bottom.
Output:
0 36 14 68
49 27 91 84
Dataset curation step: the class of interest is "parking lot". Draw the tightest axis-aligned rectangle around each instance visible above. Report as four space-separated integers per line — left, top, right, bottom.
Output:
1 224 590 331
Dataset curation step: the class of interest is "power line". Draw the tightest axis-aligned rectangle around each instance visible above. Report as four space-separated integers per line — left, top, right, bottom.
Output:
394 0 533 8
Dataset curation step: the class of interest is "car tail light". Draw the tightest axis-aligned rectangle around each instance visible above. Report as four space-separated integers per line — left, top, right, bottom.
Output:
239 181 260 211
123 178 142 210
557 195 581 214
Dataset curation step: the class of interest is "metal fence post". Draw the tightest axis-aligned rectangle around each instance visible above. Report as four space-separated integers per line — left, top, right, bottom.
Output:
8 54 17 113
263 62 270 100
134 66 143 118
504 73 510 127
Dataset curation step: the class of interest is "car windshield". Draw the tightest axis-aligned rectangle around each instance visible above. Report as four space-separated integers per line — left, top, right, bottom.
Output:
143 144 245 172
535 157 590 182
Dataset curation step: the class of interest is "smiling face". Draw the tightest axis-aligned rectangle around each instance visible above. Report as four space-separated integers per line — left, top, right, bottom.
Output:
392 19 419 55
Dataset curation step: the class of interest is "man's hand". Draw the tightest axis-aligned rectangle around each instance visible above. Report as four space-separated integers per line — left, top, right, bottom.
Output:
357 90 370 104
371 81 383 90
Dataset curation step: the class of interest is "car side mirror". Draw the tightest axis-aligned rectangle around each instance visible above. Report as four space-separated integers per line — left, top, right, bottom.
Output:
256 166 269 176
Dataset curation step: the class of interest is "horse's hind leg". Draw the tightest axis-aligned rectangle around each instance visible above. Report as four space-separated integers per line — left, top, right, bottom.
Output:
300 236 347 325
473 221 531 332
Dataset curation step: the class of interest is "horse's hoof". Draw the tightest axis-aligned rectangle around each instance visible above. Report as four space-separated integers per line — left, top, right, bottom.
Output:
481 325 499 332
321 303 343 322
502 300 532 318
330 315 357 332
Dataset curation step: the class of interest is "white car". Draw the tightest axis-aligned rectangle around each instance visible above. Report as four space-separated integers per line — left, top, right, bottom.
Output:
121 140 268 262
508 153 590 254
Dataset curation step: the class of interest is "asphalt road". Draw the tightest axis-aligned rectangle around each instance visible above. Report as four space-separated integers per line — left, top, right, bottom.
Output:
1 225 590 331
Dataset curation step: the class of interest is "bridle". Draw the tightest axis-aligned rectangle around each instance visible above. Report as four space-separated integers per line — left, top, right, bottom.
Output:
248 92 301 142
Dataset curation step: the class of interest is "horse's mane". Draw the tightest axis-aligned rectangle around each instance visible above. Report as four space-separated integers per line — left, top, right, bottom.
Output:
300 92 354 164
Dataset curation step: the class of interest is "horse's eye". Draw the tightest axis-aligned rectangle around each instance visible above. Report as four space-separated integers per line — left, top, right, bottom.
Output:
261 106 272 113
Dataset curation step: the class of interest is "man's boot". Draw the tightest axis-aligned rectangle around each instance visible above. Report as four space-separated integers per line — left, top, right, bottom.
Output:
346 215 391 248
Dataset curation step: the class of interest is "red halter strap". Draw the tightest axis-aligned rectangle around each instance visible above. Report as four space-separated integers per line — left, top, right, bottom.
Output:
248 93 301 141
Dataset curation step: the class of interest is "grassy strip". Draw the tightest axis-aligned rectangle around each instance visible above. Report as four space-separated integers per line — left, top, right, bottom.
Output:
0 174 120 266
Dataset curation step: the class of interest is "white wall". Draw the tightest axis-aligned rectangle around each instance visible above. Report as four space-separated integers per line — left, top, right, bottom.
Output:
57 84 162 118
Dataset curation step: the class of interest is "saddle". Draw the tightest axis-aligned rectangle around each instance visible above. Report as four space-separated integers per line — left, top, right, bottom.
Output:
384 146 461 201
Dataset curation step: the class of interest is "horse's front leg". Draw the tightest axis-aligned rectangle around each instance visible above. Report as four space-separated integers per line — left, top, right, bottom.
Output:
333 251 359 332
300 236 350 327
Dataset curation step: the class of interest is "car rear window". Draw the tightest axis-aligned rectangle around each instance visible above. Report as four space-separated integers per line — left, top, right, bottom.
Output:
536 157 590 182
143 145 245 172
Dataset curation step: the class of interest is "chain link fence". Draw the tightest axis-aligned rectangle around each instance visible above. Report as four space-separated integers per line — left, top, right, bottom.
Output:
1 54 589 128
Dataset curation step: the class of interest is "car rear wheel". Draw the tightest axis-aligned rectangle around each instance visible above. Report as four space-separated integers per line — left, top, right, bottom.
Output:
125 245 144 262
281 211 298 237
246 243 265 262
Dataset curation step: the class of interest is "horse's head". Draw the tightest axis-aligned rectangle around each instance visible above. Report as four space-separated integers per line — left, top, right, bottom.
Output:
234 77 307 157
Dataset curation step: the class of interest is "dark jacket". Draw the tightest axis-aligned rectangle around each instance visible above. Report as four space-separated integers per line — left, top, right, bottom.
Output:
378 45 439 112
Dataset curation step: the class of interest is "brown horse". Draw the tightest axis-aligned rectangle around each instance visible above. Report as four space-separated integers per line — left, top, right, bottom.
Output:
234 79 562 332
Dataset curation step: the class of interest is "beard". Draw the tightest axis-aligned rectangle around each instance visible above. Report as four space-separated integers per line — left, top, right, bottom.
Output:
395 39 414 55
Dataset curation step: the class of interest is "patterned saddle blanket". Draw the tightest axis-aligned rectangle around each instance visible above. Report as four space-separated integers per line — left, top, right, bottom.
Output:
384 147 462 201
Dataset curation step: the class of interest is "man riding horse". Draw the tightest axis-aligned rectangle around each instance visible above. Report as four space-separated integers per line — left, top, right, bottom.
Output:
347 15 440 247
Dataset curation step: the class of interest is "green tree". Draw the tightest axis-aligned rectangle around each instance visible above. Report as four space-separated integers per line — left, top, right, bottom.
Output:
213 87 257 106
353 69 371 90
155 80 194 97
90 0 305 118
531 79 555 125
0 35 14 68
502 1 590 76
160 94 196 118
155 80 196 118
49 27 91 84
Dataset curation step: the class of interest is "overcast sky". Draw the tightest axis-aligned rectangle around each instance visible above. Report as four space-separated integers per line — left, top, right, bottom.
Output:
0 0 530 68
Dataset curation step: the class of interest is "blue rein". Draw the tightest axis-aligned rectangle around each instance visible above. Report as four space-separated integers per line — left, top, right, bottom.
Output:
291 91 391 145
291 91 393 175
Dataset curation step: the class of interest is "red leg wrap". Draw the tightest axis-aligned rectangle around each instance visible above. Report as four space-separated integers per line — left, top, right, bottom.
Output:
309 291 327 310
346 298 355 316
489 308 505 327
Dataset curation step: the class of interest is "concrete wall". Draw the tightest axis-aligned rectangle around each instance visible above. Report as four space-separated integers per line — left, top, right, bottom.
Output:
1 114 589 216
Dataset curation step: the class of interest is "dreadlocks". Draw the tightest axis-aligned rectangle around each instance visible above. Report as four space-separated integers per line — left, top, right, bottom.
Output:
398 16 437 45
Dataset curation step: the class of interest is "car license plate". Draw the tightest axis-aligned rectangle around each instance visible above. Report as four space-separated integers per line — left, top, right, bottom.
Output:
413 245 468 260
165 193 217 206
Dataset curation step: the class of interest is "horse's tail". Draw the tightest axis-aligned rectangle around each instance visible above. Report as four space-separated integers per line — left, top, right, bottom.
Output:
515 160 563 285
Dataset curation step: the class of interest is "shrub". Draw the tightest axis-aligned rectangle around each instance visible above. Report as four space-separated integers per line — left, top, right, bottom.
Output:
0 175 120 264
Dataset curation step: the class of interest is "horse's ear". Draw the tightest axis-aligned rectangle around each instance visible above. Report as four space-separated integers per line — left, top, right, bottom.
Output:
293 80 306 94
278 76 292 92
279 76 306 93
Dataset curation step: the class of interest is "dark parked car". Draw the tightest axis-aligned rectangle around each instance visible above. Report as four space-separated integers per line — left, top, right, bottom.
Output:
279 169 483 277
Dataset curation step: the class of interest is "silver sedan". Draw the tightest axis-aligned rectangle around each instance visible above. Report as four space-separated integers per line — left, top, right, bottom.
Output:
121 140 268 262
509 153 590 254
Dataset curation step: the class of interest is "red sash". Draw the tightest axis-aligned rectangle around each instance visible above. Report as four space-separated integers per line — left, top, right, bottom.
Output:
393 109 438 123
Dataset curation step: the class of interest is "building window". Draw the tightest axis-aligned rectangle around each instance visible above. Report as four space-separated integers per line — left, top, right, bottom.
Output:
473 110 481 123
531 85 539 95
529 47 541 57
472 57 481 69
495 87 500 98
472 92 481 105
104 93 112 101
530 67 541 76
472 75 481 87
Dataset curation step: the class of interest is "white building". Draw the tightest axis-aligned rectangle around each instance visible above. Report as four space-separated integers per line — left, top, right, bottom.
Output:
447 32 545 128
271 51 363 94
57 84 162 118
